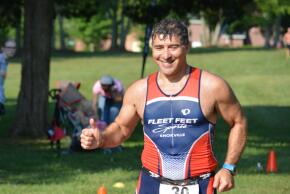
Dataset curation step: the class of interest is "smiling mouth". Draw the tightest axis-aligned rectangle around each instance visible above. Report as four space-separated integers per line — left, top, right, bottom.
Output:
160 59 175 64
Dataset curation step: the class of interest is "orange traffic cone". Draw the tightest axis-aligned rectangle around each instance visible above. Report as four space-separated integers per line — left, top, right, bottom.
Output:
97 185 107 194
266 149 277 173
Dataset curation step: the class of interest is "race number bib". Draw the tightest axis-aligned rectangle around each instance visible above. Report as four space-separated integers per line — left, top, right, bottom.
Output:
159 183 199 194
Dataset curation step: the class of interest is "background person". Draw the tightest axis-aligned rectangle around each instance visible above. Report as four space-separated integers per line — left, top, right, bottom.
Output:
81 19 247 194
92 75 124 124
0 40 16 116
92 75 124 154
284 27 290 59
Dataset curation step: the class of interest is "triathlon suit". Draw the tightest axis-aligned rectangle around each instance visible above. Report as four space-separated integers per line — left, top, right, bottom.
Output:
136 67 217 194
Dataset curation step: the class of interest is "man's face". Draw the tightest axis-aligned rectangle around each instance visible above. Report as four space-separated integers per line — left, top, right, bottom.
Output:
2 42 16 58
152 34 188 76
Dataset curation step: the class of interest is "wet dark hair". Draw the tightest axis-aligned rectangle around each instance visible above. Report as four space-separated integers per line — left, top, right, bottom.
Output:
151 18 189 45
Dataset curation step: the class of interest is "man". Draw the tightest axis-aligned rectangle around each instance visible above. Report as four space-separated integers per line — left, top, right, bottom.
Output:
81 19 247 194
284 27 290 59
0 40 16 116
92 75 124 124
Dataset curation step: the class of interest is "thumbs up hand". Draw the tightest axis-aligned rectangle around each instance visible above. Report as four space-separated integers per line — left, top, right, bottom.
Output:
80 118 104 150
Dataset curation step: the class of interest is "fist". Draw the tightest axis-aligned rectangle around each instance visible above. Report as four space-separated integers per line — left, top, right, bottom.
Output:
213 168 234 192
80 118 103 149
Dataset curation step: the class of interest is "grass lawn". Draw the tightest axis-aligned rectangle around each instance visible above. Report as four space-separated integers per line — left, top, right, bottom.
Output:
0 48 289 194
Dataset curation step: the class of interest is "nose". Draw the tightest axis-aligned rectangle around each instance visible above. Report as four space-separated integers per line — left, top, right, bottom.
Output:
161 48 172 60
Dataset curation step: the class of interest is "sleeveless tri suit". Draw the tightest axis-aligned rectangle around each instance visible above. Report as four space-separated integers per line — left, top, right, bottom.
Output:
136 67 217 194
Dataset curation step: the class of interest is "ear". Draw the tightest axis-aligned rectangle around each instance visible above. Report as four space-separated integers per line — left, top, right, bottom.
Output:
185 42 190 53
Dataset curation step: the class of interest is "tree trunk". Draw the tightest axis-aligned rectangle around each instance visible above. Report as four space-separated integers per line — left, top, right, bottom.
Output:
211 19 223 46
12 0 54 137
51 18 55 50
15 20 22 51
264 25 272 48
201 17 210 47
58 14 66 51
119 0 130 50
273 16 281 48
110 0 119 50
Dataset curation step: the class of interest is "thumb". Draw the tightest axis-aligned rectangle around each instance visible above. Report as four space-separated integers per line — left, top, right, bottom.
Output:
89 118 96 129
213 175 220 188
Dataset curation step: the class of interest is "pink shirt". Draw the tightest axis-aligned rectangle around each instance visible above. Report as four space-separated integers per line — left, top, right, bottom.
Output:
92 79 124 98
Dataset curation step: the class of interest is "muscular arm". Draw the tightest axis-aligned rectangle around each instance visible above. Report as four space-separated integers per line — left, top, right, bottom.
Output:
214 78 247 165
202 71 247 192
92 93 98 115
101 86 141 147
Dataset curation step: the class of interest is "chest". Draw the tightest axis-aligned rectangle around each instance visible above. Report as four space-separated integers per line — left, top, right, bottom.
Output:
144 97 203 126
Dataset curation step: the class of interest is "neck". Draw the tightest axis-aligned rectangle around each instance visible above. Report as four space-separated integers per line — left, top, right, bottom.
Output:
157 64 190 95
159 64 189 83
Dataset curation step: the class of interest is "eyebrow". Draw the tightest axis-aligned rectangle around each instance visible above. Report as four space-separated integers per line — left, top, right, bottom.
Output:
153 43 181 47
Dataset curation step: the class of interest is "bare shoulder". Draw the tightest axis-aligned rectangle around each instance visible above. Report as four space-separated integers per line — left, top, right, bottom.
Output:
201 70 232 99
122 77 147 119
200 70 242 124
124 78 147 100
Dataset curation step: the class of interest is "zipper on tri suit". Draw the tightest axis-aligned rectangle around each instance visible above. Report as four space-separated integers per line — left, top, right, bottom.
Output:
170 95 174 147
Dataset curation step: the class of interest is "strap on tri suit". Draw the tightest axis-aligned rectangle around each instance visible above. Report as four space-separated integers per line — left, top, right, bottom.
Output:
142 167 215 186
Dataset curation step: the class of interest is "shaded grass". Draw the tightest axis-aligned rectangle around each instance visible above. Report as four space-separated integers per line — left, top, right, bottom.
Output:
0 48 289 194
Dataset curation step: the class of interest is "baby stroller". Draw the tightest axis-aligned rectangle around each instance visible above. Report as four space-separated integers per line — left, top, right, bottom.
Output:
48 81 96 152
47 88 66 151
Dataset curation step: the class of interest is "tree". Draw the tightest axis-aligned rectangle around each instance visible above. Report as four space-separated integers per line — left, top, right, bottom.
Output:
55 0 122 51
230 0 290 47
253 0 290 47
195 0 255 46
100 0 132 51
71 15 111 51
0 0 22 47
119 0 131 50
124 0 255 47
12 0 54 137
124 0 199 24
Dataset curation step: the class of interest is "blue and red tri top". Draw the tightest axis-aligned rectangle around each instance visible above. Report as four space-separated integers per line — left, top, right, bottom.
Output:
142 67 217 180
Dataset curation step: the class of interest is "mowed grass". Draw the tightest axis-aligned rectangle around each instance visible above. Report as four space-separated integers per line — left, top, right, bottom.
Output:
0 48 289 194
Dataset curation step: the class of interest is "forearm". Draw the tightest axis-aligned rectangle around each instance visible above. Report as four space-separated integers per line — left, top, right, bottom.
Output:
225 118 247 164
101 121 134 148
92 95 98 114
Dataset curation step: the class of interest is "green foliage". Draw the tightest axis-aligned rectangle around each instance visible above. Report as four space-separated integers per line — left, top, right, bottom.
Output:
225 0 290 35
255 0 290 16
70 15 111 50
124 0 198 24
0 0 22 28
55 0 101 20
0 28 10 46
199 0 255 32
244 0 290 29
0 0 22 44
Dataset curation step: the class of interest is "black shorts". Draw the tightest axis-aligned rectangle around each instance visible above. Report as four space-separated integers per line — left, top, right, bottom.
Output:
136 168 216 194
